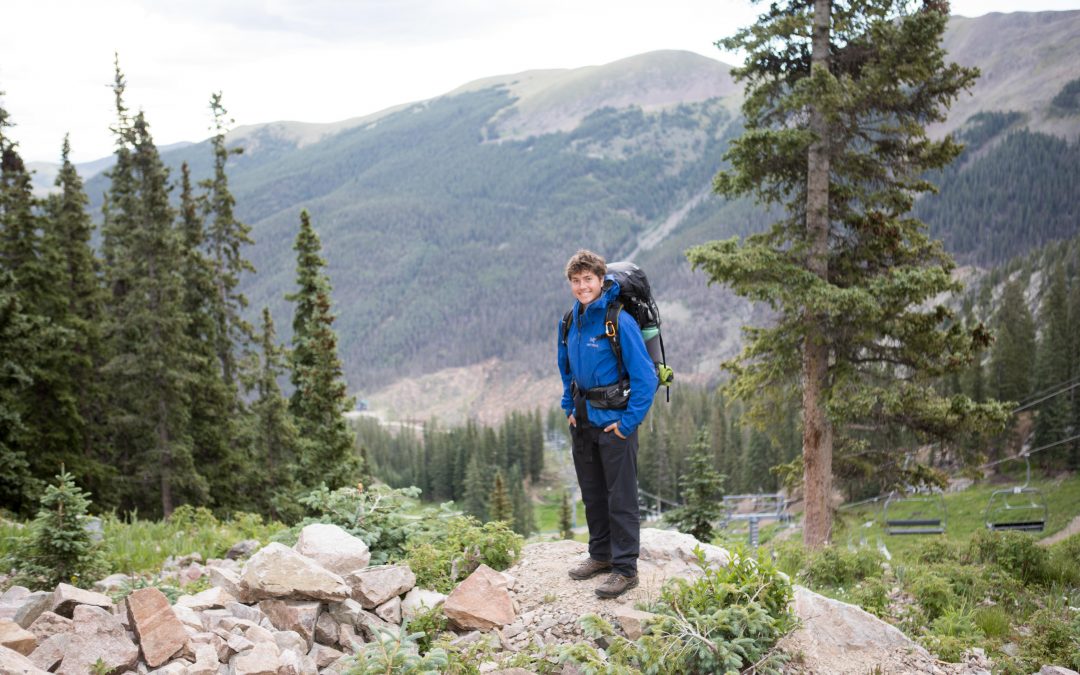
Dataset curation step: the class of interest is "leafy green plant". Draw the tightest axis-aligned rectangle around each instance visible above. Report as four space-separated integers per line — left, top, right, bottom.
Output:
850 577 890 617
917 539 959 565
286 484 430 565
560 547 795 674
967 530 1049 584
405 516 522 593
908 573 956 621
14 470 107 589
923 604 982 662
404 606 449 655
342 625 449 674
1018 608 1080 671
802 546 884 588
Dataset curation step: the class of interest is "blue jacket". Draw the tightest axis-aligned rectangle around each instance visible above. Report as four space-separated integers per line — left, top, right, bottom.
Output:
558 277 658 435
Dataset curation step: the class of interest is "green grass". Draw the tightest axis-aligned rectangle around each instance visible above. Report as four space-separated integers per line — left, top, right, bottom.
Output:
835 473 1080 561
1 507 287 580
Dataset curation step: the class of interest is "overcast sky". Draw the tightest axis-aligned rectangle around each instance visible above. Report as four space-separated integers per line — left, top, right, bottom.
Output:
3 0 1078 163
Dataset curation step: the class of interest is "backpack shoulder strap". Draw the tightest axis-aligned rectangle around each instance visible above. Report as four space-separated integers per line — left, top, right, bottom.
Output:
560 309 573 376
604 301 626 379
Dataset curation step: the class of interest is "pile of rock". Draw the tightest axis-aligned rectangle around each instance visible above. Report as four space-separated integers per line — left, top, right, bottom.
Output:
0 523 520 674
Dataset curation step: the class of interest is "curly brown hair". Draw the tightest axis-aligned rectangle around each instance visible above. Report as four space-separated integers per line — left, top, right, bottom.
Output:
565 249 606 280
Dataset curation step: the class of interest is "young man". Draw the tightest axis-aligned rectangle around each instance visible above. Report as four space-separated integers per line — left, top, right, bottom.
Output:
558 250 658 598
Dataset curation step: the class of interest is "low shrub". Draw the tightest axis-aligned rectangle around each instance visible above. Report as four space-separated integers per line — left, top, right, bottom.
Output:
772 539 806 578
559 547 796 674
1018 608 1080 671
342 625 449 674
967 530 1049 584
849 577 890 617
405 516 523 593
1046 533 1080 586
917 539 960 565
924 605 981 662
285 484 431 565
908 572 956 621
802 546 884 588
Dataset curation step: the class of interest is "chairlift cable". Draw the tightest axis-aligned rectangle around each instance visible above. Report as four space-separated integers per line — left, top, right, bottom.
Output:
1011 380 1080 414
1012 374 1080 408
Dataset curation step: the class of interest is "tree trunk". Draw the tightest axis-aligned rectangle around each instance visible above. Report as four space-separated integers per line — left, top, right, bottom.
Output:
802 0 834 550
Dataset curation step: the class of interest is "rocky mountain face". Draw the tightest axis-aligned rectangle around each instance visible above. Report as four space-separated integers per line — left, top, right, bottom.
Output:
74 10 1080 424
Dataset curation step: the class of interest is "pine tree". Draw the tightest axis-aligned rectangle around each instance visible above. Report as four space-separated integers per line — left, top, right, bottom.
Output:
17 469 106 589
247 307 303 521
687 1 1010 547
178 162 242 509
489 470 513 523
462 453 488 521
1033 263 1072 463
43 136 111 497
559 491 574 539
0 272 48 512
989 277 1037 404
287 210 359 490
201 93 254 391
666 429 725 543
101 66 206 517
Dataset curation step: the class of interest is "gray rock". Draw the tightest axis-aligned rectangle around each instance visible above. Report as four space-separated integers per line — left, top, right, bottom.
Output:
49 583 113 619
308 643 345 669
175 587 236 611
41 605 140 675
327 599 366 628
259 599 321 649
26 611 72 643
241 543 349 602
147 660 190 674
93 573 131 594
226 601 266 624
274 630 307 655
0 587 30 605
315 611 340 646
400 588 447 620
13 592 52 629
612 603 656 640
294 524 371 576
374 596 401 625
208 566 249 602
1039 667 1080 675
345 564 415 609
227 539 261 560
638 528 731 568
232 640 281 675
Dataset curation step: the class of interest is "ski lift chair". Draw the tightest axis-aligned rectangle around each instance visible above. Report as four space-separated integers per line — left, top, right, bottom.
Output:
984 453 1047 532
883 487 946 535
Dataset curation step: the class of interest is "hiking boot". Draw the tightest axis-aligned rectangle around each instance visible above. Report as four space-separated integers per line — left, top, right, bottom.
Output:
568 557 612 580
595 572 639 599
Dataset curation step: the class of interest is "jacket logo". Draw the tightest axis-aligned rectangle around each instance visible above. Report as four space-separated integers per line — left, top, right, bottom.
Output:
586 336 600 349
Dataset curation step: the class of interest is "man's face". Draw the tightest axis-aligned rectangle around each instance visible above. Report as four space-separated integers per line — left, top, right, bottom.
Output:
569 270 603 306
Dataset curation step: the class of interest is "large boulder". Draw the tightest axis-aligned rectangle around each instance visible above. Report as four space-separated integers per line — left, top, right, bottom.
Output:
345 564 415 609
232 640 282 675
241 543 350 602
127 587 189 667
777 585 944 675
294 524 371 576
26 612 72 643
12 592 51 629
443 564 515 631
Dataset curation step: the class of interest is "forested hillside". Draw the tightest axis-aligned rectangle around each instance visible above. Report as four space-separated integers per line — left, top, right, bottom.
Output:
68 10 1080 422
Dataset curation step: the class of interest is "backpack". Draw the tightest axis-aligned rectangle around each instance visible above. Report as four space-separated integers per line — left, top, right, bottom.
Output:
561 261 674 399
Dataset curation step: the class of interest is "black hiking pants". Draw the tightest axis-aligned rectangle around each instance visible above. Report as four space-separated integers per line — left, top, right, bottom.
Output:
570 422 640 576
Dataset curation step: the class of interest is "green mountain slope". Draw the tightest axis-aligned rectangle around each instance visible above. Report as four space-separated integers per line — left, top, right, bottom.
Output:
78 13 1080 421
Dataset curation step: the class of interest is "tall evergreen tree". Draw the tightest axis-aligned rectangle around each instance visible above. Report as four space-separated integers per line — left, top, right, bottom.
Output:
988 277 1036 404
177 162 243 509
287 210 359 490
462 453 488 521
101 65 205 516
687 0 1009 547
667 429 726 543
247 307 303 521
559 490 574 539
489 469 512 523
201 93 254 391
1032 263 1072 462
